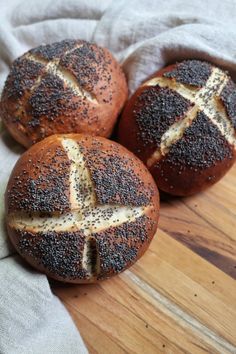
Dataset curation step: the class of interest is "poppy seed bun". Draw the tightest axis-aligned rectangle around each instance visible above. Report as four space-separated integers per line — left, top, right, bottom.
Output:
5 134 159 283
1 39 128 148
118 60 236 196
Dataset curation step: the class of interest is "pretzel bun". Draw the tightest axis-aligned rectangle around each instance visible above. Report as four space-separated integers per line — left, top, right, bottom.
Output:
118 60 236 196
1 39 128 148
5 134 159 283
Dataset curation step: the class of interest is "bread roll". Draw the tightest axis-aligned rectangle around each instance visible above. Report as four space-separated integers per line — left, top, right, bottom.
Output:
5 134 159 283
118 60 236 196
1 40 128 148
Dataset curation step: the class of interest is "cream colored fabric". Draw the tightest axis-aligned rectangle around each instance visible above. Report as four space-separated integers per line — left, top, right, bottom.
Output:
1 0 236 353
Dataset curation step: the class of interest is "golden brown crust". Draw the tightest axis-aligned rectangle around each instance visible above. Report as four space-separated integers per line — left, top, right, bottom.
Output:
5 135 71 214
150 111 235 195
6 134 159 283
72 134 157 207
1 40 128 148
118 60 236 196
118 64 194 162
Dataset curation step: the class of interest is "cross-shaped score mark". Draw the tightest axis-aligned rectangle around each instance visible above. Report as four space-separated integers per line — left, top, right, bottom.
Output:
8 138 149 276
143 68 236 168
25 43 98 104
13 43 99 142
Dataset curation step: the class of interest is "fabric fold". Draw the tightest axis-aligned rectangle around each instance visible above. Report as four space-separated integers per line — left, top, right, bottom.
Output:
0 0 236 353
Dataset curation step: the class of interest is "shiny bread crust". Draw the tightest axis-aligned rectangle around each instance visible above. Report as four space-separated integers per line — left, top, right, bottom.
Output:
1 40 128 148
6 134 159 283
118 60 236 196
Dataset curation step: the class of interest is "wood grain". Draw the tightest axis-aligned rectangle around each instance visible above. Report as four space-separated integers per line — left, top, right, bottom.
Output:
53 164 236 353
159 164 236 278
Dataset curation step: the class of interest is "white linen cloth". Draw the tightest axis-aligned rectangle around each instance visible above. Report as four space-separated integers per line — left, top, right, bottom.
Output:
0 0 236 353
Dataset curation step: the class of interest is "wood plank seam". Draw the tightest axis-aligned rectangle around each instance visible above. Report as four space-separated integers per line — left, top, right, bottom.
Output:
124 270 236 354
60 291 187 354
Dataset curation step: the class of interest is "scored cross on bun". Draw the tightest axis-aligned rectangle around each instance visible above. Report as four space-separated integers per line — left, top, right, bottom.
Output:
118 60 236 196
5 134 159 283
1 40 128 148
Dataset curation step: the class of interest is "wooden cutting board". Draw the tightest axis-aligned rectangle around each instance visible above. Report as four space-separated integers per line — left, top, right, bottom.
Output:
53 165 236 354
